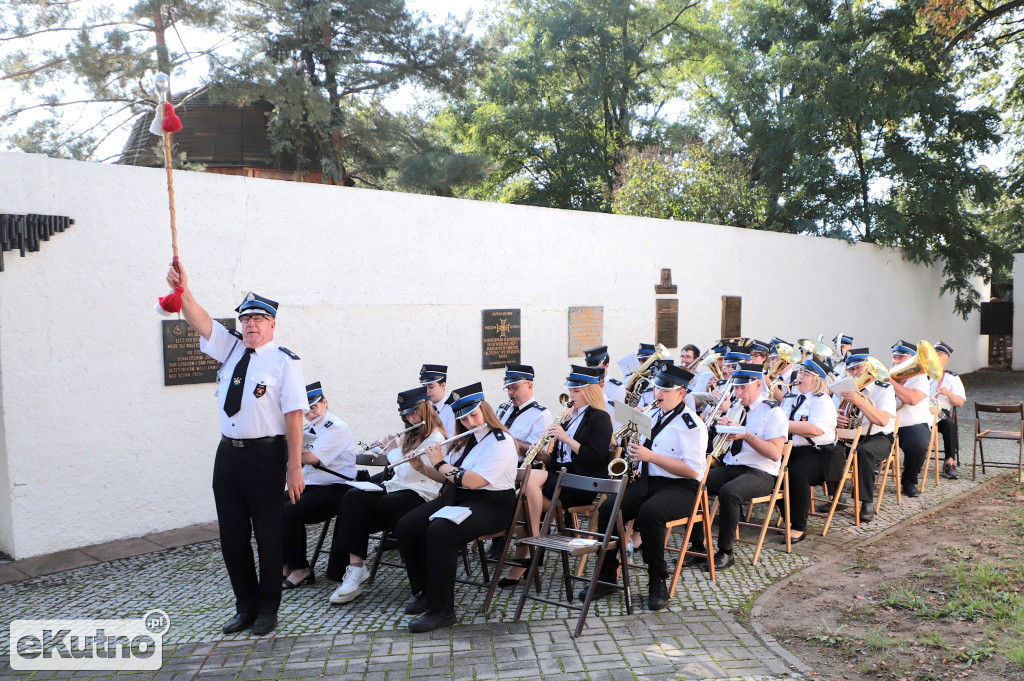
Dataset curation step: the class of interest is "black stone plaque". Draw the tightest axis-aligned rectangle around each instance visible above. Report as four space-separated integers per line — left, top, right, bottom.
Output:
481 309 521 369
721 296 742 338
568 306 603 356
162 318 236 386
656 299 679 348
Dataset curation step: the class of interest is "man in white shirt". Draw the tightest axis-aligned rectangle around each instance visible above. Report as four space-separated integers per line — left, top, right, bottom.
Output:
496 364 554 457
890 341 933 497
930 341 966 479
420 364 456 435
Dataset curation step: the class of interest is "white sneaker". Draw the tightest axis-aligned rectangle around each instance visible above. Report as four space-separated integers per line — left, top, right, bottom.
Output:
329 564 370 605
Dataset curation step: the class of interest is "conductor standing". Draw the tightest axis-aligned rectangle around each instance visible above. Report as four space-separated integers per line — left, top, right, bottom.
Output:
166 262 306 636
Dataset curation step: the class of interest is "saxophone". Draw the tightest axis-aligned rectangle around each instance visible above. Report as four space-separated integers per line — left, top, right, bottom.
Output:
520 394 573 469
608 402 660 479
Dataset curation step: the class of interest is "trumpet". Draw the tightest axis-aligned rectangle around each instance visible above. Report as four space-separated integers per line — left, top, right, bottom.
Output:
383 424 488 472
702 378 734 427
359 422 423 453
521 394 573 469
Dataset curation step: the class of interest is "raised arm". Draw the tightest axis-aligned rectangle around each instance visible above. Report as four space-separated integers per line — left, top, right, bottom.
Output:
166 260 213 340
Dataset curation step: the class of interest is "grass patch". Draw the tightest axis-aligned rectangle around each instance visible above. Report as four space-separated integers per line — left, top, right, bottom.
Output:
806 623 851 648
880 585 926 611
862 628 904 652
1005 639 1024 668
918 631 950 649
954 642 995 665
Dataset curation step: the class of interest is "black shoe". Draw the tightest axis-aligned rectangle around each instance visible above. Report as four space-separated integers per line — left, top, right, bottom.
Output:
648 579 669 611
859 503 875 523
486 538 505 561
706 550 734 571
405 595 429 615
903 484 920 498
251 614 277 636
682 550 707 568
221 612 256 634
379 537 400 552
943 463 959 480
578 582 617 601
497 575 524 588
409 610 456 633
783 532 806 544
282 572 315 590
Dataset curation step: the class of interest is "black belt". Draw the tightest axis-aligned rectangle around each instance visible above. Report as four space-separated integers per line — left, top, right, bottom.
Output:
221 434 286 448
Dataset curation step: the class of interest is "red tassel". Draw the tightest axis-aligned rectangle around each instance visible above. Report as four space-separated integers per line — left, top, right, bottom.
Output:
159 286 184 314
162 102 183 133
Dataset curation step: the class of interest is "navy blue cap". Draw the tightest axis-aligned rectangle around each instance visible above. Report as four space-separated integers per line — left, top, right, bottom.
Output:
652 363 693 390
306 381 324 408
731 363 763 385
934 341 953 355
637 343 656 359
397 386 429 415
891 340 916 356
834 333 854 347
449 382 485 419
419 364 448 385
235 292 279 317
565 365 603 388
712 342 730 354
845 348 870 367
748 340 769 354
503 364 535 387
723 351 751 365
584 345 610 367
800 358 829 379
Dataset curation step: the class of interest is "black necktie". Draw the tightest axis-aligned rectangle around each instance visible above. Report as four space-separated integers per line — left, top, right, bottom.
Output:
639 405 684 495
223 348 255 417
789 394 806 420
505 405 523 427
730 406 751 455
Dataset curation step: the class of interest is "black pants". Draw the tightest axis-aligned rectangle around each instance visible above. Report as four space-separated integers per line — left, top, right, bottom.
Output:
704 465 776 553
899 423 931 487
856 432 894 505
396 486 516 613
787 446 832 533
326 488 424 581
937 414 958 461
596 477 698 581
212 438 286 616
281 483 351 570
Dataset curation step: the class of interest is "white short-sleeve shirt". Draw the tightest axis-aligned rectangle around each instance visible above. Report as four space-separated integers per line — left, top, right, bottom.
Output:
446 428 517 491
647 406 708 481
302 411 359 484
781 392 837 447
383 428 445 501
722 400 789 476
896 374 932 428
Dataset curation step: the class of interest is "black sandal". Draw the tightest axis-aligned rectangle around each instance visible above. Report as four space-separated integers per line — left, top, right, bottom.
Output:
282 573 315 589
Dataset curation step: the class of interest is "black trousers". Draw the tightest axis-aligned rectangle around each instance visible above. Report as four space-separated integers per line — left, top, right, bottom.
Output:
899 423 931 487
937 414 958 461
212 438 286 616
281 483 351 570
788 446 832 533
704 465 776 553
325 488 424 581
856 432 894 505
596 477 698 581
396 486 516 613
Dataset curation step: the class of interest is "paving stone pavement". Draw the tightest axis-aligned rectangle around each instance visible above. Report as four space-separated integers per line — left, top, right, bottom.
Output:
1 371 1019 680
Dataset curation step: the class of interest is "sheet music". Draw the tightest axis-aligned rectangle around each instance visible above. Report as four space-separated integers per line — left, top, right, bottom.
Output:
612 400 653 439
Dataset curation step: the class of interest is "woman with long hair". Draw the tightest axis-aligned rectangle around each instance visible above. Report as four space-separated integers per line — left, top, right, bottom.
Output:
325 386 447 604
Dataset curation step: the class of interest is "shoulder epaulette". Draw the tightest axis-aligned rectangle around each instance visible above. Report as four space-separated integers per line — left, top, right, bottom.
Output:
763 399 779 408
531 403 547 411
323 420 333 429
875 380 891 388
494 430 506 440
228 329 243 340
681 413 698 429
278 347 300 360
444 393 456 406
946 370 958 377
610 378 622 386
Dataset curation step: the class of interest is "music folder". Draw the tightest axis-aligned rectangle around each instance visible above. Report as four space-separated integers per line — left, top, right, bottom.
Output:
612 400 654 439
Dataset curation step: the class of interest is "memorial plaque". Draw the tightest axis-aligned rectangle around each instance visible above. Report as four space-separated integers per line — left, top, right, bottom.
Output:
568 306 603 356
656 299 679 348
162 318 235 386
721 296 742 338
655 268 677 294
481 309 521 369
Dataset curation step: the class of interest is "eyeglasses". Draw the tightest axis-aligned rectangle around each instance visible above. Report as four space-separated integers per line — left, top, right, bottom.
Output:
238 313 270 324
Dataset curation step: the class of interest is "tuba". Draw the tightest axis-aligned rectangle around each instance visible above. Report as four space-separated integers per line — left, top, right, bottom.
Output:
889 340 943 384
835 357 888 435
622 343 672 408
520 394 573 469
764 342 803 398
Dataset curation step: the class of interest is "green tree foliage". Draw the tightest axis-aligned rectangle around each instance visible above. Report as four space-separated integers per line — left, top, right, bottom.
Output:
690 0 1002 314
611 142 768 227
1 0 231 160
451 0 701 211
210 0 482 188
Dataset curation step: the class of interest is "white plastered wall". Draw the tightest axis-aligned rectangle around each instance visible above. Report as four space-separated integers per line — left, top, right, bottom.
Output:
0 152 985 558
1014 254 1024 371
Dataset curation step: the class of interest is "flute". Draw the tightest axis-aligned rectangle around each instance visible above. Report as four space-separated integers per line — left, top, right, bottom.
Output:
358 422 423 452
383 424 488 472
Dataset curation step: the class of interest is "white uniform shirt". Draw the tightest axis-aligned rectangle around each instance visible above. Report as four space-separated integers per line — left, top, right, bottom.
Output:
201 321 307 439
780 392 837 447
647 405 708 480
860 380 897 435
302 411 359 484
929 371 966 414
722 400 789 476
496 399 553 446
445 428 517 491
431 398 456 437
603 378 627 411
896 374 931 428
690 367 716 398
383 429 444 501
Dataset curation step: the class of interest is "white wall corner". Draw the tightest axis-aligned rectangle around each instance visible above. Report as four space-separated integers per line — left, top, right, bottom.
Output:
1013 253 1024 371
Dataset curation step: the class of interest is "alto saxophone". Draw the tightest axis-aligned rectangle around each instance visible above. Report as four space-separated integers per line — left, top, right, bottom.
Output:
520 394 573 469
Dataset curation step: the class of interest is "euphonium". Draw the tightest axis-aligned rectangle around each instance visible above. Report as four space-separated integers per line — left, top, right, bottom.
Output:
622 343 671 408
889 341 942 411
765 343 803 398
709 400 747 463
520 394 573 469
834 357 887 435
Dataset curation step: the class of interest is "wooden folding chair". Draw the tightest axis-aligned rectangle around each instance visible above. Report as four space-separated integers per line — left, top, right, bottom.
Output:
567 494 605 577
513 472 631 637
814 427 862 536
736 442 794 566
875 414 903 512
623 455 717 594
309 517 334 572
971 402 1024 481
920 406 943 492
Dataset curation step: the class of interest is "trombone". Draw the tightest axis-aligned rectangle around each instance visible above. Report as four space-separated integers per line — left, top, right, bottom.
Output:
383 424 488 472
